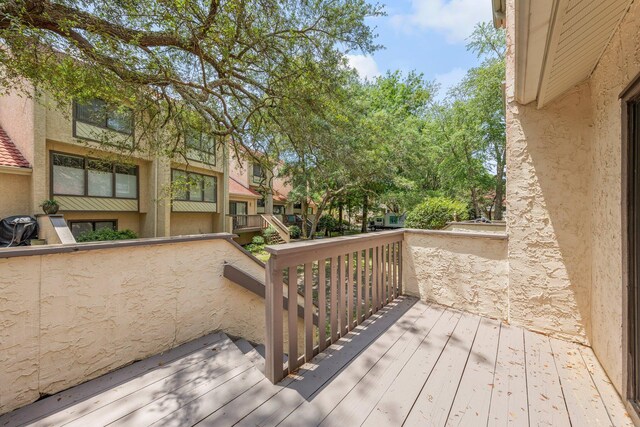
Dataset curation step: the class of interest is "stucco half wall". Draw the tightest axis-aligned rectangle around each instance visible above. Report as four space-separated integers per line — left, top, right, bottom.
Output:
0 234 297 415
403 229 509 320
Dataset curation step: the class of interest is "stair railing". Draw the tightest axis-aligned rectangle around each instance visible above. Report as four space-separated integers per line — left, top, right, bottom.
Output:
264 230 404 383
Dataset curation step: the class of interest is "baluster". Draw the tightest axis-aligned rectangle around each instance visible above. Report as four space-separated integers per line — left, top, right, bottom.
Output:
330 256 338 342
338 254 347 336
304 262 313 362
398 242 403 295
265 258 284 383
356 250 362 324
372 246 378 313
318 258 327 351
347 252 354 331
288 266 298 372
387 243 392 303
364 248 370 317
392 242 397 299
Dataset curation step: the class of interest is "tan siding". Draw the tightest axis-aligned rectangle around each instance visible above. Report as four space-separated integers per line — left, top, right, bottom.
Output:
56 196 138 212
172 201 217 213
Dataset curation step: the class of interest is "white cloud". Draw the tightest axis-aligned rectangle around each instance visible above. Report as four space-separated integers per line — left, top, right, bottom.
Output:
391 0 493 43
345 54 381 80
434 67 466 98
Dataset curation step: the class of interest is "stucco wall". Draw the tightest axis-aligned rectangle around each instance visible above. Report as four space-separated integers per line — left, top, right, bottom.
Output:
0 89 35 165
587 0 640 396
0 236 291 415
504 0 593 346
0 173 31 219
403 230 509 320
170 212 216 235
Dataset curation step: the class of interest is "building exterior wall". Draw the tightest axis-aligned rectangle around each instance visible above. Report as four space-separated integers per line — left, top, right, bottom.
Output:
587 0 640 396
170 212 216 235
0 91 229 238
0 236 295 415
504 0 593 347
403 230 509 320
0 173 31 219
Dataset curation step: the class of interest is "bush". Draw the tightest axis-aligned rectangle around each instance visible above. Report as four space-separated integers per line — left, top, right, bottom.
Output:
251 235 265 246
262 226 279 244
405 197 469 230
318 214 337 232
288 225 301 239
76 228 138 242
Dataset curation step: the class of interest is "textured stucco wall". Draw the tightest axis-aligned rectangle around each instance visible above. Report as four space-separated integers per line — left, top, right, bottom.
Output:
403 230 509 320
0 89 36 165
587 0 640 395
0 173 31 219
0 237 291 415
504 0 593 345
170 212 216 235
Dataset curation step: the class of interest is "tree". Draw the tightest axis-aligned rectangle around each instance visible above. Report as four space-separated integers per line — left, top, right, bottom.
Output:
0 0 382 158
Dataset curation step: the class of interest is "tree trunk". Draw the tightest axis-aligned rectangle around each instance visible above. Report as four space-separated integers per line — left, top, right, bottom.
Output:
338 202 344 236
494 159 505 220
471 187 481 218
360 194 369 233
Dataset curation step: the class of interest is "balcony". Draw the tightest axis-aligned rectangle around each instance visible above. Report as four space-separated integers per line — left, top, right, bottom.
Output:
229 214 268 232
0 231 633 426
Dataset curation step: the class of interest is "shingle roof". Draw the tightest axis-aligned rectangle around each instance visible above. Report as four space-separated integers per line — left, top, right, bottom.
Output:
229 177 261 198
0 126 30 169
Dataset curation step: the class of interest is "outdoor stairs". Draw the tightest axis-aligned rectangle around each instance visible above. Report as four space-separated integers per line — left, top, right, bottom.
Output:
0 332 273 427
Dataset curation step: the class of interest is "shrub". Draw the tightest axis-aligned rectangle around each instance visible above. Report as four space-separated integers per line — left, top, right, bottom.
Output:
251 235 265 246
288 225 301 239
76 228 138 242
318 214 337 233
405 197 469 230
262 226 279 244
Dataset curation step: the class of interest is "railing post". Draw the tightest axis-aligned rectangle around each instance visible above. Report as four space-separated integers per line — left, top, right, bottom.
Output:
265 256 284 383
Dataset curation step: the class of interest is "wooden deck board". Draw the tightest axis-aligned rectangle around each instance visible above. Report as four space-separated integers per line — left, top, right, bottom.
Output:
523 330 571 427
0 298 633 427
487 323 529 426
364 308 462 425
446 317 501 426
550 337 614 426
315 304 444 426
403 311 481 426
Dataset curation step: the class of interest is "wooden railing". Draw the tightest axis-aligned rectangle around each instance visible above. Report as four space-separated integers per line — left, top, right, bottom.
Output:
264 230 404 383
229 215 267 231
261 214 291 243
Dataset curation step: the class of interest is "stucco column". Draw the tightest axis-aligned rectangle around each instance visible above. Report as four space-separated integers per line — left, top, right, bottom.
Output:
153 156 172 237
31 96 47 215
217 140 230 233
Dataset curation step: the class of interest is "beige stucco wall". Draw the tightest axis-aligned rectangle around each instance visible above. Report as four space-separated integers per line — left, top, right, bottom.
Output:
0 89 36 165
0 173 31 219
403 230 509 320
170 212 217 235
504 0 593 346
0 236 295 415
586 0 640 395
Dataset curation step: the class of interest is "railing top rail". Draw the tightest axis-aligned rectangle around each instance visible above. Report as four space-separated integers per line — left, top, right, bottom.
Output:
265 229 404 269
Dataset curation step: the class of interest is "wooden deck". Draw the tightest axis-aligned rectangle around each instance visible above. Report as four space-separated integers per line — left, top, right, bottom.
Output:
0 296 634 426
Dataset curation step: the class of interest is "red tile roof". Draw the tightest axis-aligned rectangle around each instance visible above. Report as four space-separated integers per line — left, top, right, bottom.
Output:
229 177 261 198
0 126 30 169
273 190 288 203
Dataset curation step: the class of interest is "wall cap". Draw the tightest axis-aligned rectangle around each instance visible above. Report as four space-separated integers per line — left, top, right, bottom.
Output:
404 228 508 240
0 233 237 259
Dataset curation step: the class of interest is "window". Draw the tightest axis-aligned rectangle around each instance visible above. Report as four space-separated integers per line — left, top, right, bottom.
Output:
74 99 133 135
52 152 138 199
273 205 285 215
257 198 265 208
293 202 302 209
68 220 116 238
186 132 216 165
171 170 217 203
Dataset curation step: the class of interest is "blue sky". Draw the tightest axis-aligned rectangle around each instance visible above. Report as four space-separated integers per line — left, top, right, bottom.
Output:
346 0 494 98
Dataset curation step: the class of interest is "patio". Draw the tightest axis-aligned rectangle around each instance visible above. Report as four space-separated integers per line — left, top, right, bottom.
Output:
0 296 631 427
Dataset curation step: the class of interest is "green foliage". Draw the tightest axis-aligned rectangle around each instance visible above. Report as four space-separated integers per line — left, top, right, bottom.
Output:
318 214 338 232
76 228 137 242
245 235 266 254
288 225 301 239
405 197 469 230
251 235 265 246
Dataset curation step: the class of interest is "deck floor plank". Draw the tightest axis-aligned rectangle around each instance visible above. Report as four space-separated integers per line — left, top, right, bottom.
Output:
314 303 444 426
550 337 614 426
446 317 501 426
578 347 634 427
402 311 481 427
523 330 571 427
0 297 633 427
364 308 462 426
487 324 529 427
0 332 228 427
236 297 419 427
